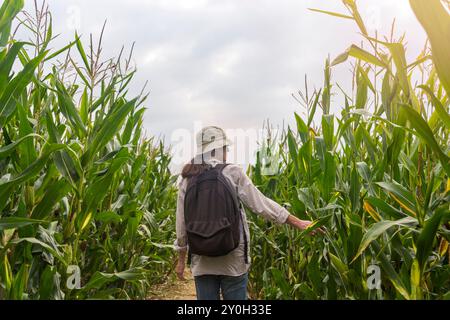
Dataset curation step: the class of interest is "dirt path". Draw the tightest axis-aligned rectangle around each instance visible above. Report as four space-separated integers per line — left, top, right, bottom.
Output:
147 269 197 300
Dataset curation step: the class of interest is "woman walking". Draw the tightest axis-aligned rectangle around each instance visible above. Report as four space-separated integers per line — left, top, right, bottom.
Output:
174 126 321 300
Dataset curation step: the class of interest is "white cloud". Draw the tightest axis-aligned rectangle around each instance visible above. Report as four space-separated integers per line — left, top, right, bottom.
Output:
210 41 253 76
20 0 427 167
121 0 210 10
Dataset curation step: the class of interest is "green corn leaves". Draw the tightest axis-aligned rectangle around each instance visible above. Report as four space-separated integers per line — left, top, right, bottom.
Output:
399 104 450 176
376 181 418 217
0 3 176 300
81 98 137 166
307 8 353 20
332 44 386 68
353 217 418 262
418 85 450 130
0 217 47 231
45 111 82 186
410 0 450 95
0 50 48 128
0 133 41 158
54 80 88 138
416 206 450 273
82 268 147 292
31 179 72 220
0 143 66 210
249 0 450 300
0 42 25 92
0 0 24 46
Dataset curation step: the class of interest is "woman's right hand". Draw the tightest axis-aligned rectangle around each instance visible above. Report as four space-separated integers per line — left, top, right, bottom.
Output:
286 214 324 235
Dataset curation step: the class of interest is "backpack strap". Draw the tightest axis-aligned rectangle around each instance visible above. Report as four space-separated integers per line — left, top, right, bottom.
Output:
215 162 229 172
236 185 249 264
218 163 249 264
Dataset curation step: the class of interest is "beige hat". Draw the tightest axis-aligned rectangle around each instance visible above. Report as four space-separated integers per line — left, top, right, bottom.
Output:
195 126 233 155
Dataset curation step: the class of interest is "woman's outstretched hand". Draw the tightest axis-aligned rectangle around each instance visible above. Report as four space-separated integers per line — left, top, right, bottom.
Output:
286 214 324 235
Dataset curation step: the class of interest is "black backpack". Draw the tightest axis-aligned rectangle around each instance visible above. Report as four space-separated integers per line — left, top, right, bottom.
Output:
184 163 247 260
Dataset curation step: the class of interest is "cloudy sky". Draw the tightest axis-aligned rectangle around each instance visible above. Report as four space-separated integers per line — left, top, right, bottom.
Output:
22 0 426 167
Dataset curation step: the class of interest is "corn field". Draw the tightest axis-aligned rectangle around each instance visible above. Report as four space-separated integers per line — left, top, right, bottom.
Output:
0 0 449 301
0 0 176 299
247 0 450 300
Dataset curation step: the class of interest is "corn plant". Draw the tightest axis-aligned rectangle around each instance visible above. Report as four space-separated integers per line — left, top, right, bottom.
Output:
0 0 176 299
248 0 450 300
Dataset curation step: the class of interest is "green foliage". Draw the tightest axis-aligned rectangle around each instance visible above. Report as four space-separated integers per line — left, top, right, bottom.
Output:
0 1 176 299
248 0 450 300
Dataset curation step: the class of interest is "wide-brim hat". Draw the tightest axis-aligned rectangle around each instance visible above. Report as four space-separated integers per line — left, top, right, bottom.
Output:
195 126 233 156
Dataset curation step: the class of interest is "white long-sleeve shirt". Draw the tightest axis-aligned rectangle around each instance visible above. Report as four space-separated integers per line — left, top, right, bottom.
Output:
174 158 290 277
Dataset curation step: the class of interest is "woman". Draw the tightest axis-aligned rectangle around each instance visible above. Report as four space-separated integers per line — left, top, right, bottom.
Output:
174 126 321 300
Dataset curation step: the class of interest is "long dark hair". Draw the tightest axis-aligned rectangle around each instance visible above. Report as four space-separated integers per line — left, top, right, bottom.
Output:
181 148 223 178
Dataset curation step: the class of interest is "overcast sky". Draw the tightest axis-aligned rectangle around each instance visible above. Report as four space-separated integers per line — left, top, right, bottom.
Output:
21 0 426 167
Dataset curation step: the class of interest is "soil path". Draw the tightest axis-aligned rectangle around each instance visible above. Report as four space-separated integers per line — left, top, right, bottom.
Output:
147 269 197 300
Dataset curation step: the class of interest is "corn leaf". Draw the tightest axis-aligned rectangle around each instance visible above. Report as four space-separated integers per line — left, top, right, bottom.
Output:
0 0 24 46
81 98 137 166
410 0 450 95
0 143 66 210
418 85 450 130
376 181 417 216
0 49 48 128
0 133 41 159
399 104 450 176
331 44 386 68
0 42 24 92
0 217 47 231
416 206 450 273
31 179 72 219
308 8 354 20
353 216 418 261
